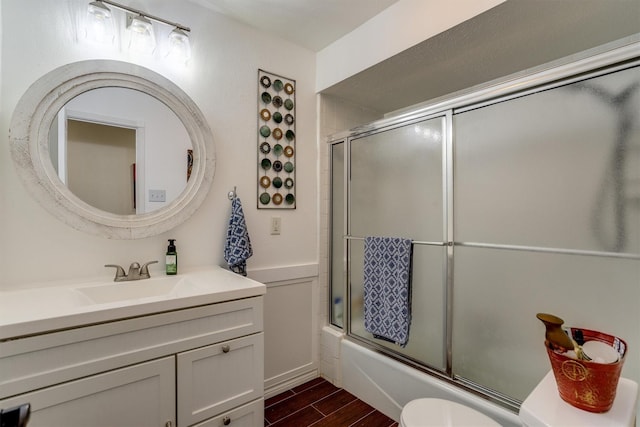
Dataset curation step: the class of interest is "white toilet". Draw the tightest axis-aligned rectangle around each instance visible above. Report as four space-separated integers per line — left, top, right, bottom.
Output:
400 398 501 427
399 373 639 427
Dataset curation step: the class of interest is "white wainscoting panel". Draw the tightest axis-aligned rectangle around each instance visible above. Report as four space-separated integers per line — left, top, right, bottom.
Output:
249 264 319 398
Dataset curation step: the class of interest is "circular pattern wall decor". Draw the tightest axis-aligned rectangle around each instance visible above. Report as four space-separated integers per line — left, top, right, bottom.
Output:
284 146 294 157
285 114 294 125
284 83 294 94
284 178 294 189
260 76 271 88
257 69 296 209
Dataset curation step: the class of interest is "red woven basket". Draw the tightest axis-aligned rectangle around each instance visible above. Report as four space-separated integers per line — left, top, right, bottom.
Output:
545 327 627 413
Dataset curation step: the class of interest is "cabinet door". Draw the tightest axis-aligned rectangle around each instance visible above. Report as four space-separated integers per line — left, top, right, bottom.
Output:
0 357 175 427
177 333 263 427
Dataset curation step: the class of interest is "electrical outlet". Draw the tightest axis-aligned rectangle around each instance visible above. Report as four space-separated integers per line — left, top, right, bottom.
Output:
149 189 166 202
270 216 281 235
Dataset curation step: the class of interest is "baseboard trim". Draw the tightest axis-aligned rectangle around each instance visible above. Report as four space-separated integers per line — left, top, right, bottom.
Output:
264 365 319 399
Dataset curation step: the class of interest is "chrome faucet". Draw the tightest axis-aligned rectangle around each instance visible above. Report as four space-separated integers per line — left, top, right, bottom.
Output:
105 261 158 282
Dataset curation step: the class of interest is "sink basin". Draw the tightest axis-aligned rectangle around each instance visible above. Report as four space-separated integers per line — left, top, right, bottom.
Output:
77 276 203 304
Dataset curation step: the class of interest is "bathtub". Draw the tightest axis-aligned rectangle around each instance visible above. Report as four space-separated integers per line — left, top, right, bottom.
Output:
340 339 521 426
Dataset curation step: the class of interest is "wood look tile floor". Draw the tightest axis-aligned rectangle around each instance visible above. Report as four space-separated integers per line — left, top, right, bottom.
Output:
264 377 398 427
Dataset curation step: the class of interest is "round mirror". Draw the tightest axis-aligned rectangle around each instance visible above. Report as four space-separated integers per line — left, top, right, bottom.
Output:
10 60 215 239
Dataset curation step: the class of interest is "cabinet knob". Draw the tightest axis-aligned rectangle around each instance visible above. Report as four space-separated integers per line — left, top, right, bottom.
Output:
222 344 231 353
165 421 173 427
222 415 231 425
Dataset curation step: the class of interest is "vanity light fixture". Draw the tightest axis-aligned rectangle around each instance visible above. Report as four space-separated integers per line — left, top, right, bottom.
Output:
86 0 191 61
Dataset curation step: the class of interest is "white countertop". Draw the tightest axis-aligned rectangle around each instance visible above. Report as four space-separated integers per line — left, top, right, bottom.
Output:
0 265 266 340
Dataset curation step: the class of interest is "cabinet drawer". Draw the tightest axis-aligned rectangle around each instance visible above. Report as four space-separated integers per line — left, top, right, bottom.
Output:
191 398 264 427
1 297 263 398
177 333 264 427
0 357 175 427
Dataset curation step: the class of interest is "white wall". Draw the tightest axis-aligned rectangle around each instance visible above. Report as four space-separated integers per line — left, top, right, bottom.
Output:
0 0 318 288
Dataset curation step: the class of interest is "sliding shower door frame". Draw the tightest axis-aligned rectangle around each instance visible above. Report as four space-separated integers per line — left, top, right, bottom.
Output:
327 38 640 412
342 110 451 373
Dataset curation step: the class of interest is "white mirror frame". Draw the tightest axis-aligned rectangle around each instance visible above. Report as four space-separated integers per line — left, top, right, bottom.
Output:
10 60 215 239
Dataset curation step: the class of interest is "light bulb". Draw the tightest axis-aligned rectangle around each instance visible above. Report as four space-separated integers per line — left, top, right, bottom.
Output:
128 15 156 54
86 1 114 44
166 28 191 62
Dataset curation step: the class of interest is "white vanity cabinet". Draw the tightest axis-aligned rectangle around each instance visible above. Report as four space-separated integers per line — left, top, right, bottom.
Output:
0 296 264 427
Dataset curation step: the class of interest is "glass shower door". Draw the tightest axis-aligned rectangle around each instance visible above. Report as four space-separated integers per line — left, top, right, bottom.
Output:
348 117 447 370
452 65 640 400
331 51 640 409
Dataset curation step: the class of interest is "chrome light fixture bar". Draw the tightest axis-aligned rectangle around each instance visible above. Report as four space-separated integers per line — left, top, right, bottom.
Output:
87 0 191 60
94 0 190 32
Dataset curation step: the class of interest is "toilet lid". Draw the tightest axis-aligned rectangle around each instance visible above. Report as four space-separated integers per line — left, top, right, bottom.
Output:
401 398 501 427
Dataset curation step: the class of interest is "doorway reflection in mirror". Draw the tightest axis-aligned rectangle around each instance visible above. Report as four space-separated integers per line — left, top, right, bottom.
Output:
48 87 192 215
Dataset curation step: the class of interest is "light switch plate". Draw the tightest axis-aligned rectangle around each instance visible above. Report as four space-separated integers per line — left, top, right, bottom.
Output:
271 217 281 235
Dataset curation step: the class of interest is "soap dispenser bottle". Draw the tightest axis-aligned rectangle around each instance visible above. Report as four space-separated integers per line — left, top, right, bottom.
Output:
166 239 177 275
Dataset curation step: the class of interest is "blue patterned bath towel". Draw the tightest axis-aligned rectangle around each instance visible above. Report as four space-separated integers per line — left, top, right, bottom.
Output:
363 236 413 347
224 197 253 276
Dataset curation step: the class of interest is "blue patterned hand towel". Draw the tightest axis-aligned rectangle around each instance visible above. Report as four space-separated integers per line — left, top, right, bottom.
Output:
224 197 253 276
363 236 413 347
